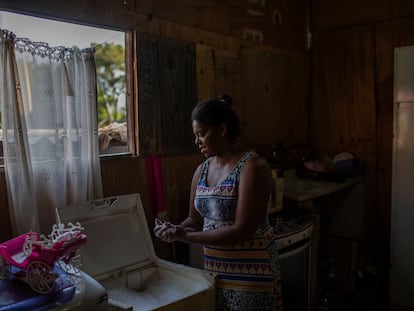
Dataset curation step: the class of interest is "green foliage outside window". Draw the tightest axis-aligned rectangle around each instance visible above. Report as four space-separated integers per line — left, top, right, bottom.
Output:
93 42 126 127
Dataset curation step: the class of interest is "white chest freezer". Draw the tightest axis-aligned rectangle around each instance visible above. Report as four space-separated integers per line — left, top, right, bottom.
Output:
56 193 215 311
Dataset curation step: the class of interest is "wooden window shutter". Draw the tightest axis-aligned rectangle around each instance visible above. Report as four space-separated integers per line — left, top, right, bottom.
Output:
136 32 197 155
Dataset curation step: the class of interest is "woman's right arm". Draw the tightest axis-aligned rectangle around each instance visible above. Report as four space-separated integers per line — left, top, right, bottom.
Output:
154 163 203 242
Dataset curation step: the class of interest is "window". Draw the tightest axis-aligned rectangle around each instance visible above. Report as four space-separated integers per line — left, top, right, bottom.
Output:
0 11 132 159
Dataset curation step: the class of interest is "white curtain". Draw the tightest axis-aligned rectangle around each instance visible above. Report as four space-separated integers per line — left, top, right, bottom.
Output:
0 29 103 235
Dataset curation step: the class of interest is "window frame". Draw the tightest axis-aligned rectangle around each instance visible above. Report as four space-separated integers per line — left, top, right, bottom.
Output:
125 31 138 156
0 10 137 160
97 30 137 157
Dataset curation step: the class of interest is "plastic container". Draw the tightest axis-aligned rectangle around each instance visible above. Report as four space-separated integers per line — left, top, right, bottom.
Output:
57 193 216 311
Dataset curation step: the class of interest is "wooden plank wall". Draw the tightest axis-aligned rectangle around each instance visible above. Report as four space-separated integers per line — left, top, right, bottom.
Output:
310 0 414 296
0 0 308 259
241 48 307 146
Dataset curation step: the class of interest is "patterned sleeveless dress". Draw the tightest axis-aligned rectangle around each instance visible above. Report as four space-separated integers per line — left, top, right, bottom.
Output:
194 151 283 311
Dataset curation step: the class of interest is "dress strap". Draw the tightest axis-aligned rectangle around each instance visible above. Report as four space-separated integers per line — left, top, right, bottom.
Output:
197 158 210 186
230 150 257 182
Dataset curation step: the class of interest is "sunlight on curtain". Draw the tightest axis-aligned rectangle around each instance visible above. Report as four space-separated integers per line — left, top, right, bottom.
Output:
0 29 103 235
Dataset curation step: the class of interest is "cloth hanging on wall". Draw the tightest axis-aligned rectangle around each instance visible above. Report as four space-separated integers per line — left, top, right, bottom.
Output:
145 156 167 217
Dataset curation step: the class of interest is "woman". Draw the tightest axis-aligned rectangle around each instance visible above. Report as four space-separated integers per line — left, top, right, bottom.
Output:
154 94 283 311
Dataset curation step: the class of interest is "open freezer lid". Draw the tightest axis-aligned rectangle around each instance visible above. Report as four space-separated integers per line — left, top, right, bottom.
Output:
56 193 156 280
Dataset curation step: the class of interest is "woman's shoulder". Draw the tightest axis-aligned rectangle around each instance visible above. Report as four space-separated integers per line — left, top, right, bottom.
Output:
245 150 268 163
239 151 272 188
243 150 271 173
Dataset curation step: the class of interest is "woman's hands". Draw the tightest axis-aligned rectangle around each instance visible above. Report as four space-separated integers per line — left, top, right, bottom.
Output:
154 219 187 243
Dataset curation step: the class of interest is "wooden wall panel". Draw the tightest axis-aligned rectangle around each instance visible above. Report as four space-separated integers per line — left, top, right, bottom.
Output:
137 1 231 36
196 44 216 101
310 26 378 265
214 50 243 117
311 0 414 31
162 154 204 224
100 157 147 196
100 156 150 219
136 0 306 50
1 0 306 51
0 0 140 30
159 20 240 51
310 26 376 156
241 49 307 146
195 45 243 105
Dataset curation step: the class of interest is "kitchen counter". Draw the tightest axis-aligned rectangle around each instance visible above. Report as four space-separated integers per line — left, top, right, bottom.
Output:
282 170 360 311
283 170 359 202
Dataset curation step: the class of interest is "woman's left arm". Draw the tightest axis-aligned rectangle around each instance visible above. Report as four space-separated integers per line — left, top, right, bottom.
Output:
231 156 273 239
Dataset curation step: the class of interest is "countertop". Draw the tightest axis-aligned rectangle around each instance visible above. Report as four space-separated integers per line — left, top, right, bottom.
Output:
283 170 359 202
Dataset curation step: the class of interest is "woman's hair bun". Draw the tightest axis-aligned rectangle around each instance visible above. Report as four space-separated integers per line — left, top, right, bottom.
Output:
219 93 233 106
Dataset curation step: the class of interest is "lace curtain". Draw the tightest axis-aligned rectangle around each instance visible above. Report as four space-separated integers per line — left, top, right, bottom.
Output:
0 29 103 235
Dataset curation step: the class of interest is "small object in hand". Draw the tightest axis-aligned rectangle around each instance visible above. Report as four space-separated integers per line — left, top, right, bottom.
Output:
154 218 177 242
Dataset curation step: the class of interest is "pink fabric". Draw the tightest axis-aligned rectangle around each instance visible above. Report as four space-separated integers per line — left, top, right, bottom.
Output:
145 156 166 215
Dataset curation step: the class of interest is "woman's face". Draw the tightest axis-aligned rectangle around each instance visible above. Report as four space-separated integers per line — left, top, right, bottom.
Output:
192 120 223 158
